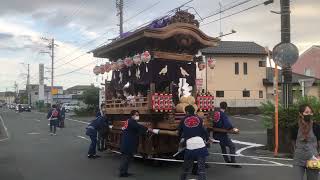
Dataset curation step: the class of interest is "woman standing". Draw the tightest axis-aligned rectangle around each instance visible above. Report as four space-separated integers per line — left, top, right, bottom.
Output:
292 104 320 180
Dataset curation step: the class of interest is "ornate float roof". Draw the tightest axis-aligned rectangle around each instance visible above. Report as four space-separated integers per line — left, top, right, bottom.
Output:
91 11 219 60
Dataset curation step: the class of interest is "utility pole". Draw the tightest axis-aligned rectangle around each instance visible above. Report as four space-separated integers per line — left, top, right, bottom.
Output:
41 37 55 105
116 0 124 35
280 0 293 108
27 64 30 105
51 38 54 105
219 0 223 37
14 81 18 104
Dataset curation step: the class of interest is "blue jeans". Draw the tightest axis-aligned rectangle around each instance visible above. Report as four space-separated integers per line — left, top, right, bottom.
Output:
88 135 97 156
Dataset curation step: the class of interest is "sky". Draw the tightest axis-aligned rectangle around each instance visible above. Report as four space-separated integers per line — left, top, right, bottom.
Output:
0 0 319 92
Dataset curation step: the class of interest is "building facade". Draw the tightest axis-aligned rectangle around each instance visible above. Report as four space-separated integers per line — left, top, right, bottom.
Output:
199 41 268 107
292 46 320 79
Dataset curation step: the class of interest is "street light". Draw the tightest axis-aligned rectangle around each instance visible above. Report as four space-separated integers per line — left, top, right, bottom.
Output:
219 29 237 38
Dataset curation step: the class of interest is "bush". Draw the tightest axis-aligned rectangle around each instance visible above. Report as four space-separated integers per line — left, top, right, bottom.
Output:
260 96 320 129
74 107 96 117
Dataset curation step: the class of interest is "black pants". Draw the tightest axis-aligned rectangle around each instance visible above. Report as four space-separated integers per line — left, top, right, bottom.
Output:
119 154 133 175
97 132 108 151
180 157 206 180
50 120 57 134
220 138 236 163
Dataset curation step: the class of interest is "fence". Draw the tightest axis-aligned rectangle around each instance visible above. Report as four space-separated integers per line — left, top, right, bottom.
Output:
214 98 267 108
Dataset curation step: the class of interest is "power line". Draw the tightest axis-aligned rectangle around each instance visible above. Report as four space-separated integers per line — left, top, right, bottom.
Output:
55 1 161 68
201 1 272 27
201 0 255 21
123 1 161 23
55 61 97 77
54 27 117 64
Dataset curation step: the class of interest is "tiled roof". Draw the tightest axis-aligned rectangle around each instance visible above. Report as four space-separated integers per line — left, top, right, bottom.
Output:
66 85 92 91
265 67 320 85
201 41 267 55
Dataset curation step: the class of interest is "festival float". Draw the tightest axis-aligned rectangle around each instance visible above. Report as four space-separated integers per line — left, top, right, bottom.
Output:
91 10 219 158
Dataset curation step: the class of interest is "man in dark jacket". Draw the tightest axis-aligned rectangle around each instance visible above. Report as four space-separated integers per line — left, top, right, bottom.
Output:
119 110 151 177
212 101 241 168
58 104 66 128
86 111 108 159
178 105 209 180
96 103 110 151
47 104 60 136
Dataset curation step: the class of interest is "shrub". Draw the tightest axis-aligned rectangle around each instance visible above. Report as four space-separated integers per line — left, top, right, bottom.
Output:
260 96 320 129
74 107 95 117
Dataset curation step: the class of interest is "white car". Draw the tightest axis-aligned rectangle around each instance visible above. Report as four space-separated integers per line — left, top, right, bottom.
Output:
63 103 80 112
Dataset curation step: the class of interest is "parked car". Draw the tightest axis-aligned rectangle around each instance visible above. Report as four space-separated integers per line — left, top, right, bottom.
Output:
63 103 80 112
16 104 31 112
9 104 16 110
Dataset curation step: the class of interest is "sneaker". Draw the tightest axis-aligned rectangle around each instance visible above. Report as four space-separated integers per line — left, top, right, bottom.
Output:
88 155 94 159
119 173 133 177
92 155 101 159
49 133 53 136
53 133 57 136
227 162 242 168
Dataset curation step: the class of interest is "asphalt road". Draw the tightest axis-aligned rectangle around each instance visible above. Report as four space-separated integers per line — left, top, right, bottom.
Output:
0 109 296 180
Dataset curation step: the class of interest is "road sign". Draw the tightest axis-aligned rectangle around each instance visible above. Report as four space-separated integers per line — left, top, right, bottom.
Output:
51 88 58 95
272 42 299 67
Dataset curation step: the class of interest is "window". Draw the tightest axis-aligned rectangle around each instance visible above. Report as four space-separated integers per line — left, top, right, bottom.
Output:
243 90 250 97
243 62 248 75
259 91 263 98
235 62 239 75
304 68 314 76
216 91 224 97
259 61 266 67
35 92 38 95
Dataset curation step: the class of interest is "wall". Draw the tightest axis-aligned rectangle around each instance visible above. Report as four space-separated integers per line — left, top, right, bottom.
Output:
266 85 320 103
197 55 267 107
292 46 320 79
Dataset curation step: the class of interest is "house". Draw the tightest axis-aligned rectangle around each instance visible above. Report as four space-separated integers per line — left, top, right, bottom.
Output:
0 91 16 104
65 85 92 95
199 41 268 107
264 68 320 100
292 45 320 79
27 84 63 105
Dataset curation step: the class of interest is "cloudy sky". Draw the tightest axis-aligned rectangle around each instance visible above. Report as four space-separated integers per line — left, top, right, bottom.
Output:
0 0 319 92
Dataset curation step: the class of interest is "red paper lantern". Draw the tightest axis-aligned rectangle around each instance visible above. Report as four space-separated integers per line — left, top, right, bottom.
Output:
105 62 111 72
110 62 117 71
198 61 206 71
133 54 142 65
117 59 125 70
141 51 151 63
207 57 216 69
93 65 100 75
100 64 105 74
124 57 133 67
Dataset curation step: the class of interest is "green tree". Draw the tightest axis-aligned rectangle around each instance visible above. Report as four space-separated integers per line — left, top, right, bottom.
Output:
82 85 99 110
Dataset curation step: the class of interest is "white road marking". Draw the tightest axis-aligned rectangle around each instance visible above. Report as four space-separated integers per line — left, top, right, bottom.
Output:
35 119 41 122
77 135 90 141
250 157 285 166
232 116 257 122
209 152 293 161
232 139 264 147
66 118 89 125
27 132 40 135
0 114 9 142
109 150 292 167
